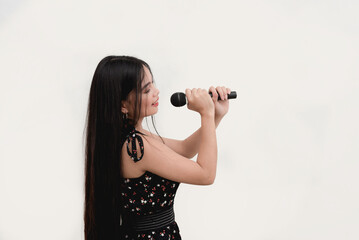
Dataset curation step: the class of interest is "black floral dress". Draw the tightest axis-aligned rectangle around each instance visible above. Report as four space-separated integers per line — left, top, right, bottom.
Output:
120 124 182 240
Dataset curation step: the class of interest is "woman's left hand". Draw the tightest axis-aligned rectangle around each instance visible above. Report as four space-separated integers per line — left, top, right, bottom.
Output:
209 86 231 119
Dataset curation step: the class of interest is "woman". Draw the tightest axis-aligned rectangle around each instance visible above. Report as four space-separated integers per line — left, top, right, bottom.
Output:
84 56 231 240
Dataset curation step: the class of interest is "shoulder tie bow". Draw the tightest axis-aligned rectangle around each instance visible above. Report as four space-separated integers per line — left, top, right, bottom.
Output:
125 129 144 162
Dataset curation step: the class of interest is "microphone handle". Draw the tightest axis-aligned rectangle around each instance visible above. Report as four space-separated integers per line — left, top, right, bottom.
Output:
209 91 237 100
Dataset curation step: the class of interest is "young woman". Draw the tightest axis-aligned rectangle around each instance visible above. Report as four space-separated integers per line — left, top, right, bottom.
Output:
84 56 231 240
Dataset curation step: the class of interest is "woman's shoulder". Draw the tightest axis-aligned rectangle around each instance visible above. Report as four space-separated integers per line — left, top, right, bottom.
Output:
120 129 164 178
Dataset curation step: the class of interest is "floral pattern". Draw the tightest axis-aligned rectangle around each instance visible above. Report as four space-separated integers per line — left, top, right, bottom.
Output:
120 171 181 240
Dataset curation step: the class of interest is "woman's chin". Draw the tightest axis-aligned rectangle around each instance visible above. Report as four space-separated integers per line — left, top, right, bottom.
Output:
144 111 158 118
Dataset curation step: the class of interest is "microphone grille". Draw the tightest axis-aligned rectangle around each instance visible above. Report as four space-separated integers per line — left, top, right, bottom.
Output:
170 92 186 107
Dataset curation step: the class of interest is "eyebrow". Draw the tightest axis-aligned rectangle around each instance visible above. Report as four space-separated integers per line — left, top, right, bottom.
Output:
141 80 153 90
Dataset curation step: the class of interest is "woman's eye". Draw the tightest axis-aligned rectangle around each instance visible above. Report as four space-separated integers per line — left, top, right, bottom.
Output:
144 81 154 94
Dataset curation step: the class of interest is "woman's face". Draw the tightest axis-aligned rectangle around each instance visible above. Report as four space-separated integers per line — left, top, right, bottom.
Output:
123 66 160 119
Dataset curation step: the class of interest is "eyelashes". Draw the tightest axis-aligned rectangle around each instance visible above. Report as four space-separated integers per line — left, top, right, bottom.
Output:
144 81 154 94
143 80 155 94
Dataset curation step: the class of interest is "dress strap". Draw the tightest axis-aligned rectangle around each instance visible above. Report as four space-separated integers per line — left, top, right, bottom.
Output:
125 128 144 162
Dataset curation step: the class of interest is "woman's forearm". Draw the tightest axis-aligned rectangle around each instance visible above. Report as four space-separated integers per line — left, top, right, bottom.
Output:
182 115 222 158
195 114 217 184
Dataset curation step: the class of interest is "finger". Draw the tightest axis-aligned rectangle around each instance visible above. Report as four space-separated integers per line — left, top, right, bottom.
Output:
200 88 207 98
201 88 208 99
185 88 193 104
221 86 228 100
185 88 191 98
221 86 227 100
216 86 225 101
209 86 218 102
192 88 198 98
226 88 231 96
227 88 232 101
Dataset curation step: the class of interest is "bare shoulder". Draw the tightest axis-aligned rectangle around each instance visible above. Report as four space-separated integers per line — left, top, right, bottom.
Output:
120 131 167 178
120 137 147 178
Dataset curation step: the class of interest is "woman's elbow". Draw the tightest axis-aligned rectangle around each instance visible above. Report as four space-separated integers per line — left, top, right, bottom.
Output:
200 173 216 185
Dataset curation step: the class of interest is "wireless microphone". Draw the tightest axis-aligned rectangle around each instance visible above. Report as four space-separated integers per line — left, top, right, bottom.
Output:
170 91 237 107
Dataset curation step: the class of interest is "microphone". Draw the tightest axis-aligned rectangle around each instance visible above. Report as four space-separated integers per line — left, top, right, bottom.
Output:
170 91 237 107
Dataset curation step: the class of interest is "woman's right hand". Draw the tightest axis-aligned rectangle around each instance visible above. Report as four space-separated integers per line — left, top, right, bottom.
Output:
185 88 215 117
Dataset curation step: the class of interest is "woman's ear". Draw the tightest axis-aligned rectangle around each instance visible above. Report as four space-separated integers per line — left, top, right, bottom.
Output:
121 100 128 114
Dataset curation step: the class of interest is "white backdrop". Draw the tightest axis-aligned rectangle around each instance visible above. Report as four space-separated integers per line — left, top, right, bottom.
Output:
0 0 358 239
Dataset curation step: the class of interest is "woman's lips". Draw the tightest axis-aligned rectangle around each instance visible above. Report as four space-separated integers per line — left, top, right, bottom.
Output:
152 98 159 107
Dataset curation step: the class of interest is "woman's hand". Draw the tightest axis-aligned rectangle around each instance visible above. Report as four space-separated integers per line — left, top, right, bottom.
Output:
185 88 215 117
209 86 231 120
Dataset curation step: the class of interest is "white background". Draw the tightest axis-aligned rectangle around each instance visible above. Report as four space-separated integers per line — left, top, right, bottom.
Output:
0 0 358 239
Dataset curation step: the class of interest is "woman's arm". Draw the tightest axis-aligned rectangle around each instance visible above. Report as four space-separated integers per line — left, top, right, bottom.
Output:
160 86 231 159
125 88 218 185
160 116 223 159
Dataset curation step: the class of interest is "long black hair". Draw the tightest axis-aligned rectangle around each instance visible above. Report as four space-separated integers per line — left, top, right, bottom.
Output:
83 56 161 239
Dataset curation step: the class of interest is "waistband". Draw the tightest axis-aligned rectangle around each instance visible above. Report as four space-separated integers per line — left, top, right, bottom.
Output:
130 206 175 232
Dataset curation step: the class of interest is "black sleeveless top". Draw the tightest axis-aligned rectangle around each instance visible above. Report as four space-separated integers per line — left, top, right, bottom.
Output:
120 122 182 240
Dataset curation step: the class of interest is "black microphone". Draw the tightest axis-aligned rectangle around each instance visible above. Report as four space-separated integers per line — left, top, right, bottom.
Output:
170 91 237 107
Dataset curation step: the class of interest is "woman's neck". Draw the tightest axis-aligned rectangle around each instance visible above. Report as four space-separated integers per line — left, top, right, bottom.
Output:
134 118 144 132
